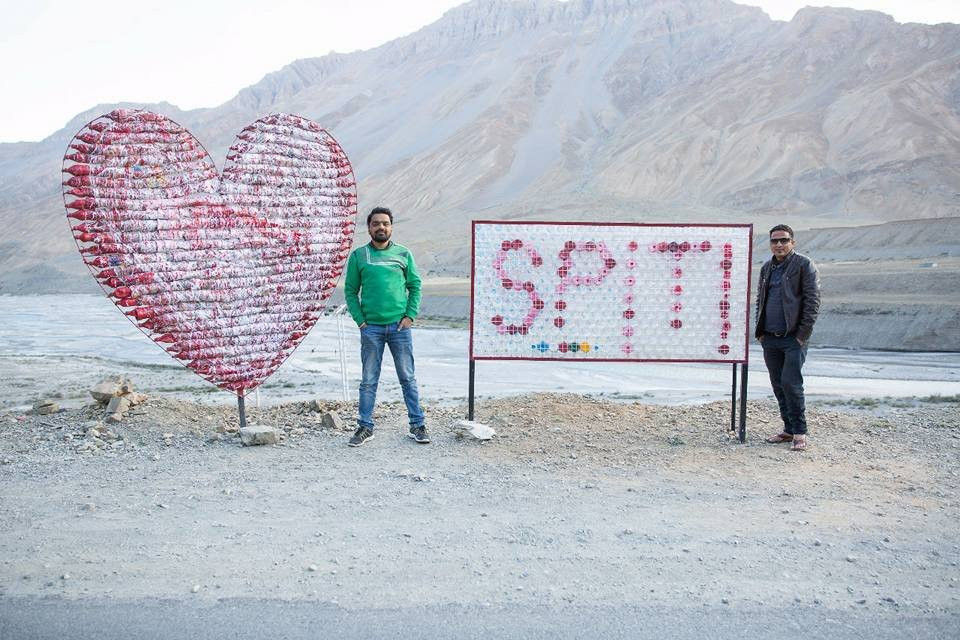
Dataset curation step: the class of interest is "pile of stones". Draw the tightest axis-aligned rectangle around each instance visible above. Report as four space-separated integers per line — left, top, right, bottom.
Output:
90 377 148 424
71 378 148 454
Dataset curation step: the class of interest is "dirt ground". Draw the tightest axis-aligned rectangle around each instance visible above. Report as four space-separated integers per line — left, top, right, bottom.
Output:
0 393 958 629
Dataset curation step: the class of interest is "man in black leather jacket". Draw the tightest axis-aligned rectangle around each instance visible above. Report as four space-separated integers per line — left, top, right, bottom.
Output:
755 224 821 451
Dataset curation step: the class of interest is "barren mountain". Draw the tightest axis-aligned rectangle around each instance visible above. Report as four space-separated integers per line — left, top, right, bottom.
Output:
1 0 959 292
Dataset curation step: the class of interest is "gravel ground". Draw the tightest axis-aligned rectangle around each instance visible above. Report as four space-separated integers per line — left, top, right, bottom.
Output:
0 394 958 636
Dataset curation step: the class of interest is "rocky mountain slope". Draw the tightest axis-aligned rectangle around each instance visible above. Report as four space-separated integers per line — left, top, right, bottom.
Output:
1 0 959 292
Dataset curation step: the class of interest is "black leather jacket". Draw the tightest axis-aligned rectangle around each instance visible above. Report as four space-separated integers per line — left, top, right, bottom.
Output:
755 251 821 342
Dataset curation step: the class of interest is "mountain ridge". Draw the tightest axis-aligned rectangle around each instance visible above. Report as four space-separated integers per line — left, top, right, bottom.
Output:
1 0 958 291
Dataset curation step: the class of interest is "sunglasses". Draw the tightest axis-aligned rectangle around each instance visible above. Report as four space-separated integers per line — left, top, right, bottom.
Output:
770 237 793 245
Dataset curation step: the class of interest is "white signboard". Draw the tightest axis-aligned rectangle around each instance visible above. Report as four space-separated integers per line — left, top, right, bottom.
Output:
470 221 753 363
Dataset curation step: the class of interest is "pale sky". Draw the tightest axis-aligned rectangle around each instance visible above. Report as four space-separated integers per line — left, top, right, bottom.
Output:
0 0 956 143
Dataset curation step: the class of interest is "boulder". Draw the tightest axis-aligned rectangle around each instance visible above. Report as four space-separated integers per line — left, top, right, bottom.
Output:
321 411 346 431
90 382 118 403
239 426 280 446
90 377 131 404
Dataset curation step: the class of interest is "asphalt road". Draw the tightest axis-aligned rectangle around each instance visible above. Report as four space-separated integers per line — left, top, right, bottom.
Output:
1 597 958 640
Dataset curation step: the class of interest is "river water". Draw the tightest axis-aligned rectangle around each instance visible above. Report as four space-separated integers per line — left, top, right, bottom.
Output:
1 294 957 411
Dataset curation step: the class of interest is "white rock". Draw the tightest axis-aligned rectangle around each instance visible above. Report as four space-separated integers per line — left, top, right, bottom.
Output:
90 383 118 404
90 379 124 404
239 426 280 446
452 419 496 441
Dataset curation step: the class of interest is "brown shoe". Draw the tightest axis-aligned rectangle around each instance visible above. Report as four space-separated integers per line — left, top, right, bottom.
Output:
765 432 792 443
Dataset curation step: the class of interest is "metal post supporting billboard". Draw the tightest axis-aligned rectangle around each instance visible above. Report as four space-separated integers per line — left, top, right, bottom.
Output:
738 362 748 443
468 360 476 421
730 364 738 433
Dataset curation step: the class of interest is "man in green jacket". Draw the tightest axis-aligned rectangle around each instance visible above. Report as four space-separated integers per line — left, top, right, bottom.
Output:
344 207 428 446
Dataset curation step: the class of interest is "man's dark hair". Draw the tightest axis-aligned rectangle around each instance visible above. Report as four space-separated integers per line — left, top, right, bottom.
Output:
367 207 393 225
769 224 794 239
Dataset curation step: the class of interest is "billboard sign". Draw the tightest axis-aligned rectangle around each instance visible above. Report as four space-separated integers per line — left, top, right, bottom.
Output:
470 221 753 363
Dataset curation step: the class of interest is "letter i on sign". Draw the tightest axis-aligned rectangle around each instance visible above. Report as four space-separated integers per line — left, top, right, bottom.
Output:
620 240 640 355
717 243 733 355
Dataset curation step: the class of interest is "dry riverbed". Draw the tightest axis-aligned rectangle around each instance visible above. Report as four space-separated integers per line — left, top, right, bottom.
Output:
0 393 958 627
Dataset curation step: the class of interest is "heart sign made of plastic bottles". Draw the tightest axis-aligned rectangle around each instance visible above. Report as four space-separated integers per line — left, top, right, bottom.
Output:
63 109 357 394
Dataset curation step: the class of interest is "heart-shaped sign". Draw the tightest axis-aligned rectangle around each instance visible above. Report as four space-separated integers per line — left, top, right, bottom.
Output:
63 109 357 394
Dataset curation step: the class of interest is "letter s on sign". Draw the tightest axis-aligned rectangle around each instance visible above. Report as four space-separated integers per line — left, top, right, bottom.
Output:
491 239 544 336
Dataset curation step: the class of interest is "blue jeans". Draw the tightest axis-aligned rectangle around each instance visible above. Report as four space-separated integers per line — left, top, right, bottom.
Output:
358 321 424 431
761 334 808 435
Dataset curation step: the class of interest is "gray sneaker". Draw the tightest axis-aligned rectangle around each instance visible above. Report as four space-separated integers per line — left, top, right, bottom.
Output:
408 425 430 444
348 427 374 447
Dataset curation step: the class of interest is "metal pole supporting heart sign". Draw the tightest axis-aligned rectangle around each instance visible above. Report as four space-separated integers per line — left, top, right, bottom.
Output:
63 109 358 424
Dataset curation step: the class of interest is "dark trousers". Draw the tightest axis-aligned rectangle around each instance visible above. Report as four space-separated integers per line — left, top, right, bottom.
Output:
761 335 808 435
